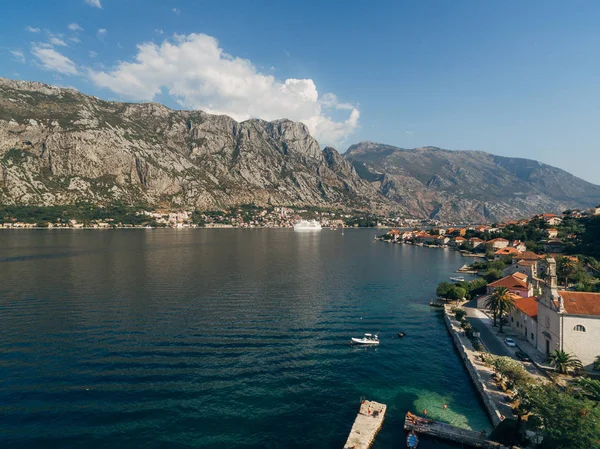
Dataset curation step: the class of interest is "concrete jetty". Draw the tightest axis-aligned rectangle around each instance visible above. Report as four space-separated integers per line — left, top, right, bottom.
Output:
343 400 386 449
404 412 513 449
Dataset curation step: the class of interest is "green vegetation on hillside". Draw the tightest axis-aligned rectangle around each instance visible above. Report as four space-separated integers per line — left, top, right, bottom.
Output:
0 203 154 226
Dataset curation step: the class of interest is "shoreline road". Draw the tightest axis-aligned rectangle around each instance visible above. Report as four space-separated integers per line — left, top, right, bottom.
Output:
463 299 548 380
464 299 512 357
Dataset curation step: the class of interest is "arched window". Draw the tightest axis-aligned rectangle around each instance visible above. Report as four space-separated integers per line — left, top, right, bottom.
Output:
574 325 586 332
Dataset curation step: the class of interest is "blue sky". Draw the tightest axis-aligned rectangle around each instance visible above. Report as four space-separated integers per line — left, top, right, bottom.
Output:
1 1 600 184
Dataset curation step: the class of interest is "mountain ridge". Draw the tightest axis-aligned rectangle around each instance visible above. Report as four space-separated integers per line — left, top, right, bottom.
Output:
1 77 599 222
344 141 600 221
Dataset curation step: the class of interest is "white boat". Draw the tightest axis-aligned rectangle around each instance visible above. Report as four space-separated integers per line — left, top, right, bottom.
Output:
449 276 465 282
351 333 379 345
293 219 322 231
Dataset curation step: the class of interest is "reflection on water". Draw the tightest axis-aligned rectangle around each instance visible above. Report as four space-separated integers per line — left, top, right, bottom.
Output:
0 229 490 449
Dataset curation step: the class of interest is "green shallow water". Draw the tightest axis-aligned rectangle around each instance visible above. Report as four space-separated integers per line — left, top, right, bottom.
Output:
0 229 491 448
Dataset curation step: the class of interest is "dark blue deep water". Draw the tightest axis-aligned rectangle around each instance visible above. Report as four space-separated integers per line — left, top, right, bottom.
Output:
0 229 491 448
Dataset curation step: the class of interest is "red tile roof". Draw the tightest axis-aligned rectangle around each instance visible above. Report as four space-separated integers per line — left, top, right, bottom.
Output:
513 272 528 281
515 296 538 319
557 291 600 316
489 274 529 290
488 238 509 243
494 247 522 256
515 259 537 267
519 251 544 260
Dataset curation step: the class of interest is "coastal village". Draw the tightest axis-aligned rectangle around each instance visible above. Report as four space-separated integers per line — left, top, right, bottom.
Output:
369 207 600 448
380 208 600 370
0 204 431 229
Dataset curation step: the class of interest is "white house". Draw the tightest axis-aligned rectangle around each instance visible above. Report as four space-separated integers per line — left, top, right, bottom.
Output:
486 238 509 250
510 296 538 347
503 259 539 279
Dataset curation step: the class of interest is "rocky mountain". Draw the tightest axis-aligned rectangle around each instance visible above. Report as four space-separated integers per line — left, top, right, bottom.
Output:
1 77 599 222
0 78 385 211
345 141 600 221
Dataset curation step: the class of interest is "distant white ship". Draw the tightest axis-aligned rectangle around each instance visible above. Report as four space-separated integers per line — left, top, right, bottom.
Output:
293 219 322 231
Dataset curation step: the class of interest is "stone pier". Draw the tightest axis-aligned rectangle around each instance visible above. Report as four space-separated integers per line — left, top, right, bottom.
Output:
343 400 386 449
404 412 513 449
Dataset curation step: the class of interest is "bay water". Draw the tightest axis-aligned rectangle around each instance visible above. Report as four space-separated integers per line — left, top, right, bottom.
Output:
0 229 491 448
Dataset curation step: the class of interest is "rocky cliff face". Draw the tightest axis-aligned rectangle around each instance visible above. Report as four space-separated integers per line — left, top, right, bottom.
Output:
345 141 600 221
0 78 384 210
2 77 599 222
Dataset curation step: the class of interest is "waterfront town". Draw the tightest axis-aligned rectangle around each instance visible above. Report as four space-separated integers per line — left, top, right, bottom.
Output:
374 208 600 448
0 203 435 229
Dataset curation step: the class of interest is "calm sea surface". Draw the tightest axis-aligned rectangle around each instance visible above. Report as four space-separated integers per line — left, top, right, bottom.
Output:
0 229 491 448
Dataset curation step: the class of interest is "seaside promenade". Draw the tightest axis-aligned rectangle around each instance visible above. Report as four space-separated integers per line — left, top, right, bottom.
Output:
443 305 515 425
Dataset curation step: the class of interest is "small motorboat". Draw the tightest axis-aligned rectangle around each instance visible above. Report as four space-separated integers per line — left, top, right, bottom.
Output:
397 332 406 338
406 431 419 448
351 333 379 345
449 276 465 282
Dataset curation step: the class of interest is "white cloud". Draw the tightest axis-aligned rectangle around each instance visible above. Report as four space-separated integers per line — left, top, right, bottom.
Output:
85 0 102 8
50 37 68 47
11 50 26 63
31 44 78 75
89 50 97 58
68 23 84 32
155 29 164 35
97 28 107 40
89 33 359 146
69 36 82 44
26 26 41 33
320 93 355 111
172 8 181 14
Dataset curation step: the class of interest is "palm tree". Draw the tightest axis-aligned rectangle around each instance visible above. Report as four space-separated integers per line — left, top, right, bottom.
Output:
557 257 577 288
575 378 600 404
548 350 583 375
484 290 501 327
496 290 516 334
485 287 514 332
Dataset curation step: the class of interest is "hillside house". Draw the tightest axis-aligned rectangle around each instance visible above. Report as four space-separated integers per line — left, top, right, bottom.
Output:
486 238 509 250
544 215 563 226
469 237 484 248
452 236 466 247
509 240 527 252
519 251 544 262
486 273 533 297
546 228 559 238
504 259 539 279
436 235 450 245
494 247 523 261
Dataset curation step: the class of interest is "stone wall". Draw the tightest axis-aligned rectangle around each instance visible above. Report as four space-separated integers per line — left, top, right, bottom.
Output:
443 307 504 427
